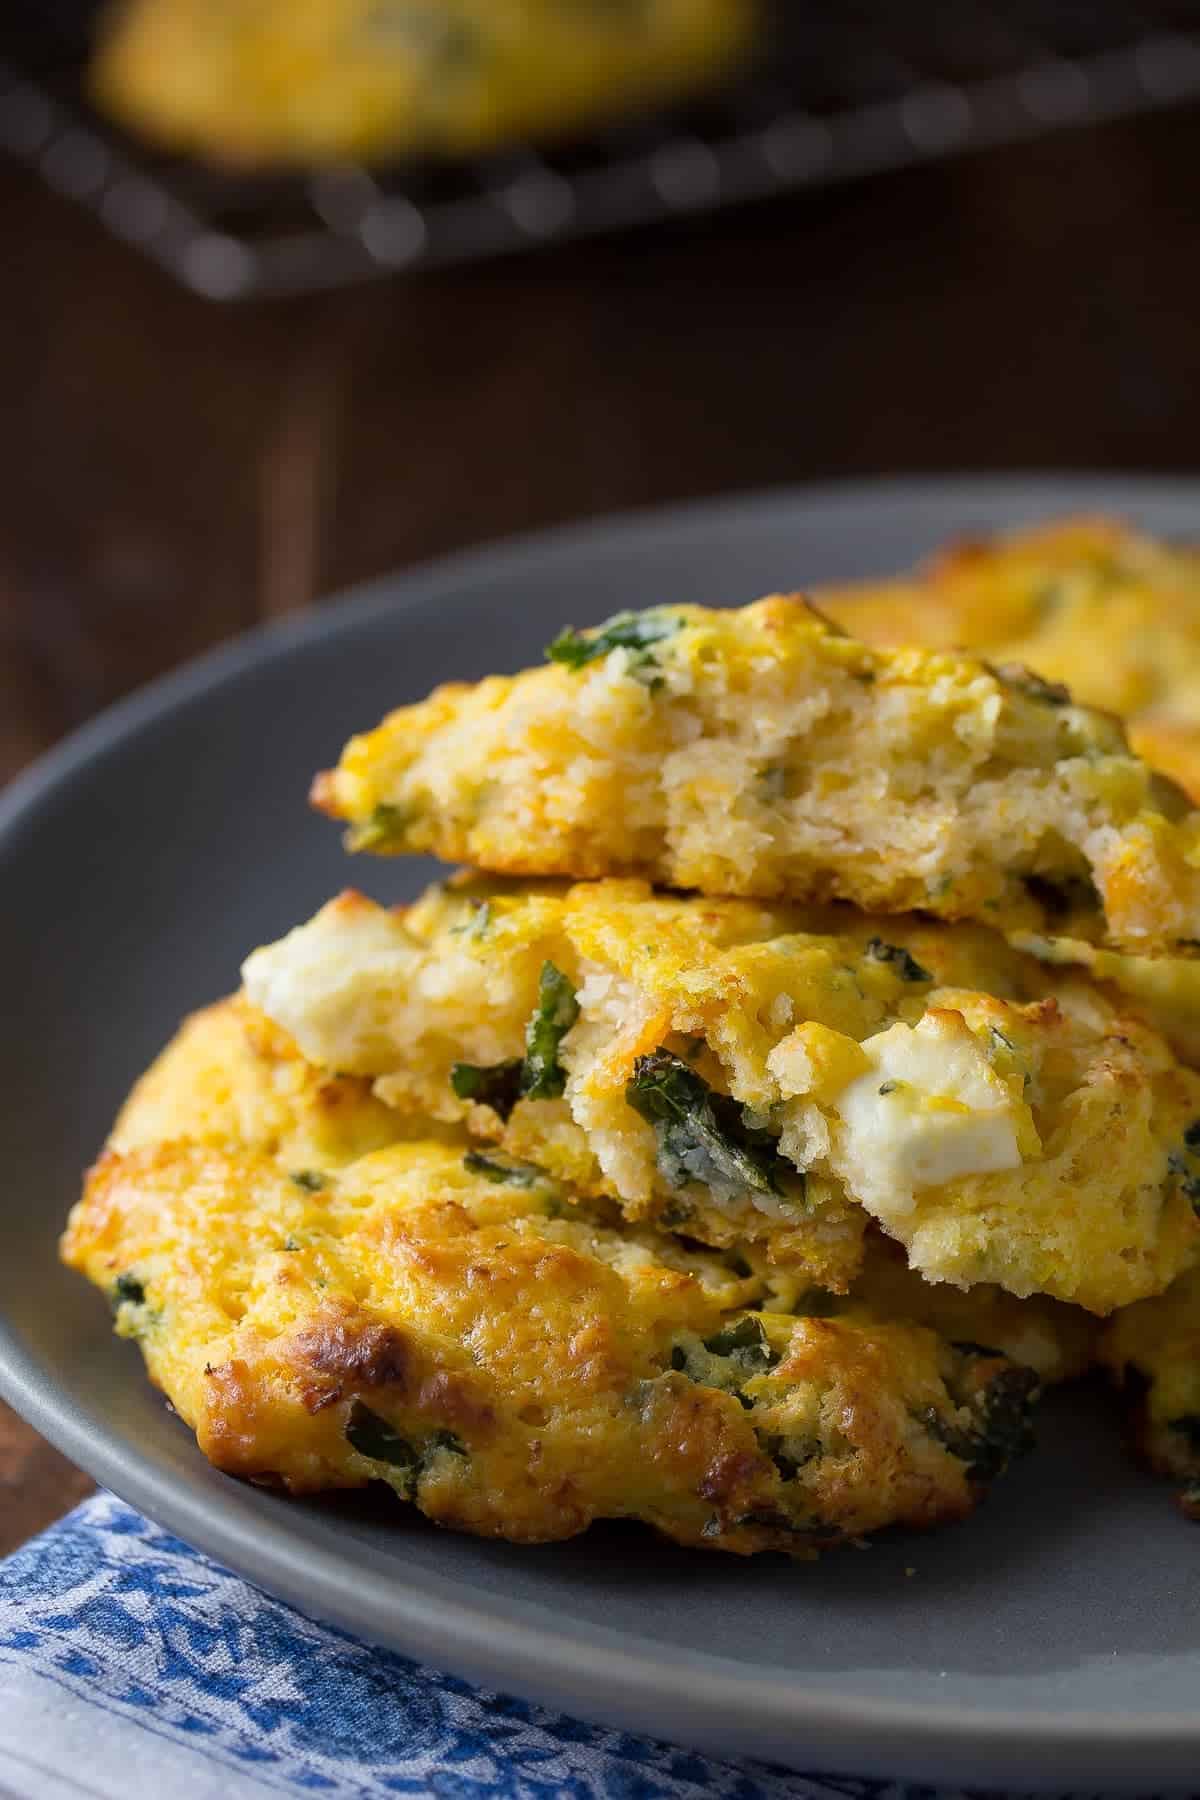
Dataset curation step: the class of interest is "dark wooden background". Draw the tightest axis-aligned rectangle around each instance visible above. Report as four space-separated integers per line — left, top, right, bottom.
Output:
2 98 1198 1553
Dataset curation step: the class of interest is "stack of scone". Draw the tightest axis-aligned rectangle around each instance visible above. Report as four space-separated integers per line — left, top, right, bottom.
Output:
64 518 1200 1553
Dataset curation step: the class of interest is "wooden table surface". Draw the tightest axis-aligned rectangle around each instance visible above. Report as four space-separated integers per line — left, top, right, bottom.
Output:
3 98 1199 1556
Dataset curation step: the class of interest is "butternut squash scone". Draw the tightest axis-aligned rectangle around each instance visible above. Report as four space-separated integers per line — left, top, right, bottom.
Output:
243 877 1200 1312
92 0 756 166
107 992 1096 1390
312 597 1200 956
62 1005 1043 1555
1098 1264 1200 1519
819 517 1200 804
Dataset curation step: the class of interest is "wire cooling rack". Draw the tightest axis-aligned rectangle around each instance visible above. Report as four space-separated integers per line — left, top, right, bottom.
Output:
3 1 1200 300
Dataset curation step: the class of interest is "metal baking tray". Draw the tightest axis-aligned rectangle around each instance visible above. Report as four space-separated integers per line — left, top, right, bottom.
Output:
3 1 1200 299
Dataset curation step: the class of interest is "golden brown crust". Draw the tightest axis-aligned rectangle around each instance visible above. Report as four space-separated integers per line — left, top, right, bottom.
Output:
63 1136 1041 1552
62 999 1047 1555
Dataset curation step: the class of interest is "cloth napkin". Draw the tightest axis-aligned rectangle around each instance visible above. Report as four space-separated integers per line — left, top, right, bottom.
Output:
0 1490 944 1800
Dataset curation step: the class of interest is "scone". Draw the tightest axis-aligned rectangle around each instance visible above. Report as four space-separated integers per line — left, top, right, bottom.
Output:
312 596 1200 956
62 998 1041 1554
92 0 757 165
244 877 1200 1312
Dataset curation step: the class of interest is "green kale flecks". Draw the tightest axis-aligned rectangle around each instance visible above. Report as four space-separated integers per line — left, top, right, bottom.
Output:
450 1058 525 1120
546 608 681 673
626 1049 795 1201
922 1360 1039 1482
463 1149 552 1189
520 962 579 1101
351 802 413 851
449 963 579 1118
290 1169 327 1193
345 1401 420 1482
865 937 932 983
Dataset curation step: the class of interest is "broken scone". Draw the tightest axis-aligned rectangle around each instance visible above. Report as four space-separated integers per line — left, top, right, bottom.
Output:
312 596 1200 956
244 877 1200 1312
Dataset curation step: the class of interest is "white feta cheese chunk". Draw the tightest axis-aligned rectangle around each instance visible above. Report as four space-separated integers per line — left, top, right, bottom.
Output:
242 899 424 1074
833 1010 1023 1216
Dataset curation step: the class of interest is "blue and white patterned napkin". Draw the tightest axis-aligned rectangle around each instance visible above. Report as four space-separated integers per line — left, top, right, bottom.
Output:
0 1491 921 1800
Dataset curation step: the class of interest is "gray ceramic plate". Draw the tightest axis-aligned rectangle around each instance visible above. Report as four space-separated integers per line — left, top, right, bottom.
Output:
4 476 1200 1790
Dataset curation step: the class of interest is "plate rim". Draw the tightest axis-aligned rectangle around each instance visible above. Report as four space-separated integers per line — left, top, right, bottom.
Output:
6 471 1200 1786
